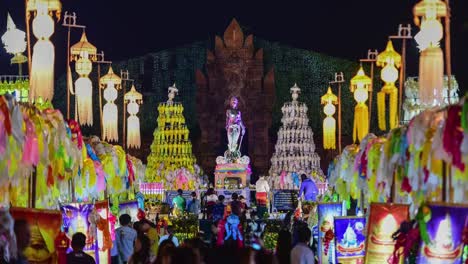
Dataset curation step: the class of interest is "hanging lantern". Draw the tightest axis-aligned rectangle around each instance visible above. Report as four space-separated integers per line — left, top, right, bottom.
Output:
2 13 27 65
413 0 447 106
320 87 338 149
29 2 56 102
100 66 121 142
376 40 401 131
124 85 143 149
350 66 371 142
26 0 62 17
70 32 97 126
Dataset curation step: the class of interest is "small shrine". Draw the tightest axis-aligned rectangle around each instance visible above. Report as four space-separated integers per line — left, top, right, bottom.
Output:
268 84 325 190
145 84 207 190
214 96 251 189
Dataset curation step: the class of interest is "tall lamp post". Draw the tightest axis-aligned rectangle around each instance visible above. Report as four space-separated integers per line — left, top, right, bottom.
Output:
359 49 378 130
62 11 85 120
2 13 27 75
329 72 345 153
389 24 412 124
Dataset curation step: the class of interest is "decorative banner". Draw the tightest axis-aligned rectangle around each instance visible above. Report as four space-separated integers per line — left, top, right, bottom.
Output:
95 201 111 264
417 203 468 264
10 207 62 264
318 202 345 264
60 203 97 262
364 203 409 264
334 216 367 264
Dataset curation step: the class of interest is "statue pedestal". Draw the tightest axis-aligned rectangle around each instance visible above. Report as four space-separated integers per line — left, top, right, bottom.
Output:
214 163 251 189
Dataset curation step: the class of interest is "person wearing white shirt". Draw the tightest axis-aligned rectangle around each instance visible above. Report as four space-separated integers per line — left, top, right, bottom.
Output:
291 226 314 264
255 176 270 207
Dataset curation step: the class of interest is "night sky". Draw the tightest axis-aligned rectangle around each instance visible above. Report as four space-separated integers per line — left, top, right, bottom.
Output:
1 0 467 92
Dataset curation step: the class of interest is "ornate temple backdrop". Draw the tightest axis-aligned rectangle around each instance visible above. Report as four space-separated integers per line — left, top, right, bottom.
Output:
53 20 382 176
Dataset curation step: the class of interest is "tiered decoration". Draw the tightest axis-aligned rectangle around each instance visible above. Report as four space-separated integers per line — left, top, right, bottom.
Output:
268 84 324 190
145 85 205 190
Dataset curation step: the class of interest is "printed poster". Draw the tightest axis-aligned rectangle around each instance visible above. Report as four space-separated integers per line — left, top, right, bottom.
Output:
417 203 468 264
318 202 344 264
364 203 409 264
334 216 367 264
10 207 62 264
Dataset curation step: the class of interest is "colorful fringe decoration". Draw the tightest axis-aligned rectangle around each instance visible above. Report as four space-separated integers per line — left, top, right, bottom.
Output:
377 84 398 131
353 103 369 142
323 116 336 150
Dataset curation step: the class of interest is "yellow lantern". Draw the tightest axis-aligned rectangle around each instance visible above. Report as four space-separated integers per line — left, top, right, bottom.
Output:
376 40 401 131
100 66 122 142
29 2 56 102
350 66 371 142
71 32 97 126
321 87 338 150
125 85 143 149
413 0 447 106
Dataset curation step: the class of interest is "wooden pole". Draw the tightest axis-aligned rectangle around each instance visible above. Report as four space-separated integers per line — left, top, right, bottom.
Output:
338 83 342 154
98 63 103 138
25 0 32 76
368 63 374 130
445 0 452 104
398 39 407 124
66 27 71 119
122 80 127 150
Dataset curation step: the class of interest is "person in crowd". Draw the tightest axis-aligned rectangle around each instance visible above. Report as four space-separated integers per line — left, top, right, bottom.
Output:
298 174 318 202
187 192 201 216
147 227 159 263
229 193 243 216
155 240 176 264
66 232 96 264
158 226 179 247
128 234 151 264
276 229 292 264
116 214 137 264
212 195 226 223
204 188 218 219
290 226 314 264
14 219 31 264
172 189 186 215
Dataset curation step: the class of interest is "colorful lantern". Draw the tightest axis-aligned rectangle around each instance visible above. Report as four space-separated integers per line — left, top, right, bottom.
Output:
100 66 121 142
124 85 143 149
70 32 97 126
413 0 447 106
350 65 371 142
29 2 56 102
321 87 338 149
376 40 401 131
2 13 27 65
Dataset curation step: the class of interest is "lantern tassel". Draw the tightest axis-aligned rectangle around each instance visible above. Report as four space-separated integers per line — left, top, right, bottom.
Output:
323 116 336 150
418 46 444 106
378 85 398 131
353 103 369 142
75 77 93 126
127 115 141 149
103 103 118 142
30 40 54 102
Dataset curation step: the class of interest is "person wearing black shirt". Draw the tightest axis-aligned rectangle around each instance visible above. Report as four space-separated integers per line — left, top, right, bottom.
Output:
66 233 96 264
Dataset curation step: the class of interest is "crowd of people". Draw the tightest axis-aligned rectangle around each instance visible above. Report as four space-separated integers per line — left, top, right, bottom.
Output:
1 184 319 264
